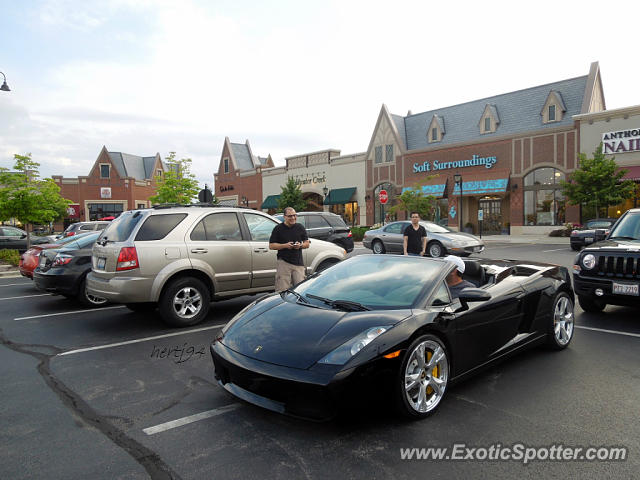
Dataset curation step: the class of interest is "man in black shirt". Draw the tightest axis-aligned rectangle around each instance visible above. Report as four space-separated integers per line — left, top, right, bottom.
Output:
403 212 427 256
269 207 310 292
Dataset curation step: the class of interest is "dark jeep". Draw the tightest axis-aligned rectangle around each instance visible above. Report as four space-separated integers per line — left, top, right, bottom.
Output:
573 208 640 312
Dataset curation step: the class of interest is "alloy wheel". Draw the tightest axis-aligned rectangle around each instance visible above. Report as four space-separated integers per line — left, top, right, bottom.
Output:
428 242 443 257
173 287 203 319
404 339 448 413
372 240 385 254
553 295 574 346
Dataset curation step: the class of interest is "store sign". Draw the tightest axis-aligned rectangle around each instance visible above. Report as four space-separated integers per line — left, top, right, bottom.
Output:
100 187 112 199
219 185 234 192
602 128 640 154
413 155 497 173
291 172 327 186
66 204 80 218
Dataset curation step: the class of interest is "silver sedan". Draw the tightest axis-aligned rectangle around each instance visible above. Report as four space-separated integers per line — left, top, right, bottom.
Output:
362 221 485 257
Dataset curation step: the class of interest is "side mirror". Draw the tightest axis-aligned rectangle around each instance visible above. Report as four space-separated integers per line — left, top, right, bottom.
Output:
594 229 606 242
458 287 491 302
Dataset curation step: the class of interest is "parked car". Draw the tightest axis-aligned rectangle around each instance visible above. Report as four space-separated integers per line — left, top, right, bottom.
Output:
573 208 640 312
19 232 93 279
62 221 111 237
87 205 348 327
0 226 53 253
33 232 106 307
274 212 354 253
569 218 617 250
363 220 485 257
211 254 574 420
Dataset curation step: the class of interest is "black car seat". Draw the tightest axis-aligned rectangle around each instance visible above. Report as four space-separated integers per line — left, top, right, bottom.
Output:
463 260 486 287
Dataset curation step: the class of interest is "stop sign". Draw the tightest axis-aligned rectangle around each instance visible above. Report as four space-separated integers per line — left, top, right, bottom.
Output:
378 189 388 204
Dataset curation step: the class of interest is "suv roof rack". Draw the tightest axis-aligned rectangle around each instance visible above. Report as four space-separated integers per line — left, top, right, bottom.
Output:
151 203 254 210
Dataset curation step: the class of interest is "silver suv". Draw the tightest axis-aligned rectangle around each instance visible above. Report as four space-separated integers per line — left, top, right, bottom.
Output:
86 206 347 326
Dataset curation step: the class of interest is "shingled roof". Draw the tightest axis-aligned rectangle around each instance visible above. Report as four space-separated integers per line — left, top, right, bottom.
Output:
107 152 162 180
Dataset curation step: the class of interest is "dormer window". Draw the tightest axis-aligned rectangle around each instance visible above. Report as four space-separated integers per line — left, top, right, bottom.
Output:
541 90 566 124
427 114 445 143
100 164 110 178
479 104 500 134
223 158 229 173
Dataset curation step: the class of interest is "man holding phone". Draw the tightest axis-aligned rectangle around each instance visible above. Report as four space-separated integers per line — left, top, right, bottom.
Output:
269 206 310 292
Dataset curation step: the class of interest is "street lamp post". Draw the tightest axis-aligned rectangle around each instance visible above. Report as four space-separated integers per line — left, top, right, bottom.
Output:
454 174 462 232
0 72 10 92
241 195 249 207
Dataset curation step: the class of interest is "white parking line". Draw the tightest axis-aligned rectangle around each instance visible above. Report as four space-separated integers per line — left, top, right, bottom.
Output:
57 323 227 356
542 248 568 252
14 305 126 321
575 325 640 338
143 403 241 435
0 282 33 287
0 294 51 300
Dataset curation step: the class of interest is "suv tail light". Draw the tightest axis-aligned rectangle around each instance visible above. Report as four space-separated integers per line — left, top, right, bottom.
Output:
53 254 73 267
116 247 139 271
65 231 76 237
571 230 578 236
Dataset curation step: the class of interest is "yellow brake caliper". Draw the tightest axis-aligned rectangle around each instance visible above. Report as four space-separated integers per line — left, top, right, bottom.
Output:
426 351 439 395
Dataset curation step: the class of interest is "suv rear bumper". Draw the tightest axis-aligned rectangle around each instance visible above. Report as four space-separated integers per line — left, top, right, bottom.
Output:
87 271 154 304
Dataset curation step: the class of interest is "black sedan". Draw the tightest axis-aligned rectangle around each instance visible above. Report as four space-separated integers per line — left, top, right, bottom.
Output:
211 255 574 420
570 218 617 250
33 232 107 307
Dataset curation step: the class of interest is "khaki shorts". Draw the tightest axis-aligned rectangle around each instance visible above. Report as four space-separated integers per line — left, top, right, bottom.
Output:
275 259 306 292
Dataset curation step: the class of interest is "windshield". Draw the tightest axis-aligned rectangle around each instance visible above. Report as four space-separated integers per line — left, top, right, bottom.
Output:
608 213 640 240
99 210 146 242
294 255 442 309
421 221 451 233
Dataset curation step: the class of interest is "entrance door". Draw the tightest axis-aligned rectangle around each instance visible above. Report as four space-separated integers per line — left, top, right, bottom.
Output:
479 199 502 234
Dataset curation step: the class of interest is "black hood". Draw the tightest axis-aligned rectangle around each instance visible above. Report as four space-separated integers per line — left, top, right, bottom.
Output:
221 296 411 369
585 239 640 251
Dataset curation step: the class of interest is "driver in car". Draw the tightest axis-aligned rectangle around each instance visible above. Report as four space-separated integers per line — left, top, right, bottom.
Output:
444 255 474 298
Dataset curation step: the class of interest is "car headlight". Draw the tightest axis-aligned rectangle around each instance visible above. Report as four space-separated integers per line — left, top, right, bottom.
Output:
451 240 467 247
582 254 596 270
318 326 389 365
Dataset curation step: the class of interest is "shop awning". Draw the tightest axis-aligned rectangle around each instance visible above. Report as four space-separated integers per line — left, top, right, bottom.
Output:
324 187 356 205
620 166 640 181
402 184 447 198
261 195 280 209
453 178 509 196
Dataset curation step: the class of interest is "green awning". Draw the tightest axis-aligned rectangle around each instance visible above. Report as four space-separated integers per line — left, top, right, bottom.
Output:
323 187 356 205
261 194 280 209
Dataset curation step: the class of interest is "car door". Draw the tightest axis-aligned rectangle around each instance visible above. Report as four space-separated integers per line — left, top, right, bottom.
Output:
305 215 331 241
1 227 27 250
450 276 526 375
241 212 279 289
185 212 252 293
381 222 408 253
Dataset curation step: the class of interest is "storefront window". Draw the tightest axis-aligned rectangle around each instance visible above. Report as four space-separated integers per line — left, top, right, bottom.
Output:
523 168 565 226
89 203 124 221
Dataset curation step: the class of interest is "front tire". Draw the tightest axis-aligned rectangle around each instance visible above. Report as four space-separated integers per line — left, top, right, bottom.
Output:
578 295 606 313
396 334 449 419
77 278 109 308
427 241 444 257
546 292 575 350
159 277 211 327
372 240 386 254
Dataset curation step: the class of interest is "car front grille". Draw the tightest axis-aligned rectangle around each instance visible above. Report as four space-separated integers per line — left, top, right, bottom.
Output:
590 254 640 279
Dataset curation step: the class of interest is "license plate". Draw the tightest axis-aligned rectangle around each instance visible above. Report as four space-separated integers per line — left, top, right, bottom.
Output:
612 282 639 296
585 237 594 244
97 257 106 270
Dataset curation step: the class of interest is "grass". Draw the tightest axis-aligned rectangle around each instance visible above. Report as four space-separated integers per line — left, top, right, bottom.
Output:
0 249 21 266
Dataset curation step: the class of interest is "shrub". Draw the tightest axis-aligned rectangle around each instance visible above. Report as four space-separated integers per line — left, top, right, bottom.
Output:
0 249 21 266
350 226 370 242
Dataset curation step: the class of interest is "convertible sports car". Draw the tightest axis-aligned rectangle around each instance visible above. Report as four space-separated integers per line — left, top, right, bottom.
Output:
211 255 575 420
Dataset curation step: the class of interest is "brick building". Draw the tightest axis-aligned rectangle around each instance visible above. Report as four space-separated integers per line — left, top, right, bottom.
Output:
365 62 606 234
53 146 165 229
213 137 274 208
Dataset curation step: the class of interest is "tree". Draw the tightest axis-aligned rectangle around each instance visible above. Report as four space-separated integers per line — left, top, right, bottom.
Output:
149 152 200 205
0 153 71 249
561 143 635 219
277 177 307 212
388 176 439 220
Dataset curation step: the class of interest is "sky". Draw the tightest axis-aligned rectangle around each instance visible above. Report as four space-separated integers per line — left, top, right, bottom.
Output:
1 0 640 190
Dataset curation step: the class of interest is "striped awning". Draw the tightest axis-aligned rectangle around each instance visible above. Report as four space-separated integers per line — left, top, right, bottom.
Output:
402 184 447 198
452 178 509 195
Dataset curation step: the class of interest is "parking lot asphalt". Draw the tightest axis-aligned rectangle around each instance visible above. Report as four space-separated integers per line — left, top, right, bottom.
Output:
1 242 638 479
